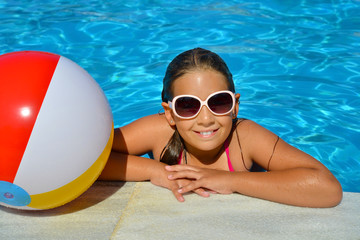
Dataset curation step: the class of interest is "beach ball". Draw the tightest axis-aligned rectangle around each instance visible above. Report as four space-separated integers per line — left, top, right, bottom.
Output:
0 51 114 210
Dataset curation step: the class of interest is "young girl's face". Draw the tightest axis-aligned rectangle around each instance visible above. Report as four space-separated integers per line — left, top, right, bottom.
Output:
168 69 239 153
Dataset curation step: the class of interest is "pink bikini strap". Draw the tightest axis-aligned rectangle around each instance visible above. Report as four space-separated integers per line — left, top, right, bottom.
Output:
178 143 234 172
177 150 183 165
224 139 234 172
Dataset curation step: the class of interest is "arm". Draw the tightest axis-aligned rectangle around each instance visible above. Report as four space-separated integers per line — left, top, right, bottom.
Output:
166 120 343 207
99 117 168 182
99 114 209 201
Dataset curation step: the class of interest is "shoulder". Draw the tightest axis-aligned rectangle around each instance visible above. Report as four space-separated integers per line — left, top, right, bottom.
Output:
233 119 279 166
113 114 175 155
122 114 173 132
234 119 277 139
233 119 321 171
124 113 169 127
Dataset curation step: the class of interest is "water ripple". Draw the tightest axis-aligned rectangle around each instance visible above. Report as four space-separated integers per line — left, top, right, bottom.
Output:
1 0 359 192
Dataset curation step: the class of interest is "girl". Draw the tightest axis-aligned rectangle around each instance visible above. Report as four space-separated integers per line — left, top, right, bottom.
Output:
100 48 342 207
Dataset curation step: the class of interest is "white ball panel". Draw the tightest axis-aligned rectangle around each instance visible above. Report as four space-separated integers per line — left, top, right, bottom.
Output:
14 56 112 194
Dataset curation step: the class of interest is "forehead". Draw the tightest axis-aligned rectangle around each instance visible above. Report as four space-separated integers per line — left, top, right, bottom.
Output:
171 70 229 99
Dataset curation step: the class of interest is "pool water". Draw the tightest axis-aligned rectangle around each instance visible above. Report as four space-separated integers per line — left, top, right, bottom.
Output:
1 0 359 192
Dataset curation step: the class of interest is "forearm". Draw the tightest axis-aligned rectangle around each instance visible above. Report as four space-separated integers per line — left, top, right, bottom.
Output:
99 151 165 181
230 168 342 207
100 151 198 202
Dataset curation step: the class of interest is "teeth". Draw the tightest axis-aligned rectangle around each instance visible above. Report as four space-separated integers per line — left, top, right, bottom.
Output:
200 131 213 136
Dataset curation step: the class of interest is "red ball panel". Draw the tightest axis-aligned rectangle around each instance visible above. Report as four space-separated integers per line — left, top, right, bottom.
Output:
0 51 60 183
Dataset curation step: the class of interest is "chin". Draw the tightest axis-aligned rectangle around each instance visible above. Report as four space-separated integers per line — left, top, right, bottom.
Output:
191 140 224 152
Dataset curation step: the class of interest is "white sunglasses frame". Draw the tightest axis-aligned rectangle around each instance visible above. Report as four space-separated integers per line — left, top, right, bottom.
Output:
168 90 236 119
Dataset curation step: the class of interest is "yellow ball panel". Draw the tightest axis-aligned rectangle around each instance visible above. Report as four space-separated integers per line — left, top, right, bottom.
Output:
27 125 114 209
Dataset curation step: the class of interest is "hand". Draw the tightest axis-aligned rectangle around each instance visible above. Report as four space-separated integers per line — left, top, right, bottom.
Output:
149 164 210 202
165 165 234 195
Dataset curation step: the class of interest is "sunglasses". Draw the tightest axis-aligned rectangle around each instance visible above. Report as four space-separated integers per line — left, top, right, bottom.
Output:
168 90 236 119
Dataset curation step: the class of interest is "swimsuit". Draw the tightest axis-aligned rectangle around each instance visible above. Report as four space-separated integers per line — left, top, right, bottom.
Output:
177 139 234 172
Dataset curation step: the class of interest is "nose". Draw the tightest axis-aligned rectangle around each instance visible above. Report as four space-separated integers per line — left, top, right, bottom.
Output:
196 105 215 126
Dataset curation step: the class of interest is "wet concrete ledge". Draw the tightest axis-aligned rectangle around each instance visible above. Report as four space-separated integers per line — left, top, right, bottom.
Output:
1 181 359 240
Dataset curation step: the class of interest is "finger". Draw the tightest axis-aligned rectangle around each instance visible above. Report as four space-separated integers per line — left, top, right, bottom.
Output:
168 170 200 180
171 188 185 202
165 165 199 172
193 188 210 197
178 181 202 194
207 190 218 194
168 181 185 202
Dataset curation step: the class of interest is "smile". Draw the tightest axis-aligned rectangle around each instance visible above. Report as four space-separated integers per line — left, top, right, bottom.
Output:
194 129 218 138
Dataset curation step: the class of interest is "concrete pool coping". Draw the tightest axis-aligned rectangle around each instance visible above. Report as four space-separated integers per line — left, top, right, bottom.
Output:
1 181 359 240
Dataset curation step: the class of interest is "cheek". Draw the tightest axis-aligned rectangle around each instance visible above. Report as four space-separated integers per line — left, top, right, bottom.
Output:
220 117 234 134
174 120 199 145
175 120 193 136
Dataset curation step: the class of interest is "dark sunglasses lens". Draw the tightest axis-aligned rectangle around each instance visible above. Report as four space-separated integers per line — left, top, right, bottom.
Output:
208 93 233 114
175 97 200 117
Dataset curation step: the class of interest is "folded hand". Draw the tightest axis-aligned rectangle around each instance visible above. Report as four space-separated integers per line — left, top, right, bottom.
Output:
150 164 210 202
165 165 234 195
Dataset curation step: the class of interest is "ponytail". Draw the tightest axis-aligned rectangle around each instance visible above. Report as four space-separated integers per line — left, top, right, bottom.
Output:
160 129 184 165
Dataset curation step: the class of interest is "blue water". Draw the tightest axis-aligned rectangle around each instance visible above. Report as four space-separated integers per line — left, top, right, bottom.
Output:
1 0 359 192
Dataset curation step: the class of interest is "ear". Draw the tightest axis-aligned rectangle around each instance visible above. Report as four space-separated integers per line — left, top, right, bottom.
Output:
232 93 240 119
161 102 176 126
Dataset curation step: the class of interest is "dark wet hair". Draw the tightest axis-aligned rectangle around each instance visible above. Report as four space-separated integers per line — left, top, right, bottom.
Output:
161 48 235 102
160 48 236 165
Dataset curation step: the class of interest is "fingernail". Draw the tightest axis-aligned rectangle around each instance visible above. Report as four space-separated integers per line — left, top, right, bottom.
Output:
178 188 183 193
165 165 171 170
168 175 173 179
